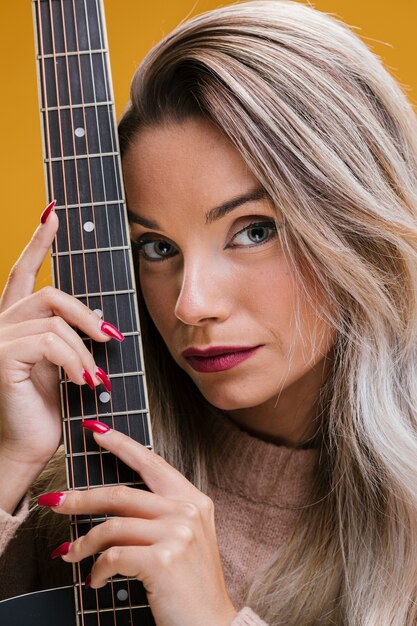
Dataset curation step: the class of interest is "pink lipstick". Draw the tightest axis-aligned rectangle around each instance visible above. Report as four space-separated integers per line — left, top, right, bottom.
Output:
182 345 262 373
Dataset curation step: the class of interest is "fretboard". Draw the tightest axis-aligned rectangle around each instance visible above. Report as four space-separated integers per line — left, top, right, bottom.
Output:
32 1 155 623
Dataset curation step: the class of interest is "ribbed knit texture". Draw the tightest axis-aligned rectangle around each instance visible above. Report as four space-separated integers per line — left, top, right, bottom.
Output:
0 412 318 625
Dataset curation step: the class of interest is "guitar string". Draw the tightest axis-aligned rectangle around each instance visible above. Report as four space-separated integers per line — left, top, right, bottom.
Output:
43 1 89 624
93 0 148 450
58 1 110 623
71 0 128 621
82 0 144 617
93 0 147 617
37 0 84 626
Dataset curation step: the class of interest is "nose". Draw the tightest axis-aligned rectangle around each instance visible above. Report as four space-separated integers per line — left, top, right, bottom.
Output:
174 256 231 326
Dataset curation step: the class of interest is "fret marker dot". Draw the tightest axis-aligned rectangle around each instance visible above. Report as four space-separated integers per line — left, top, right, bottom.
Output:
99 392 111 403
83 221 95 232
75 127 85 137
93 308 103 318
117 589 128 602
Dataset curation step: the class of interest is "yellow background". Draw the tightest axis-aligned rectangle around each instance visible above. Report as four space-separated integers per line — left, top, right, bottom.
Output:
0 1 416 292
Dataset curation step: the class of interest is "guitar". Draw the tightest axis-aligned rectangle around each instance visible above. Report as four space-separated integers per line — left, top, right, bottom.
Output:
0 0 155 623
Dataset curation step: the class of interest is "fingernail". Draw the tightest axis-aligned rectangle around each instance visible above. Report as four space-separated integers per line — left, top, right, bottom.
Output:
85 573 91 589
40 199 56 224
82 420 111 434
100 321 124 342
82 369 95 390
38 492 67 507
51 541 72 559
95 367 112 392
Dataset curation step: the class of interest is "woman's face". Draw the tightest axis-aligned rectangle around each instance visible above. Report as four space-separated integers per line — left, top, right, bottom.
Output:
123 118 335 444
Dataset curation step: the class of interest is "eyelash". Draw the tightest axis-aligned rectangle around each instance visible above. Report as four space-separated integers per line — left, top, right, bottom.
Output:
133 220 280 263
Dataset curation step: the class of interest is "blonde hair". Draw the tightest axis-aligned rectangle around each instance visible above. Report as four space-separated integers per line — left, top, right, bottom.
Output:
118 1 417 623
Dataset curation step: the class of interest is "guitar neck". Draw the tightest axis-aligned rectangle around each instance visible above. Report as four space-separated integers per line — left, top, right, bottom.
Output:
32 1 155 623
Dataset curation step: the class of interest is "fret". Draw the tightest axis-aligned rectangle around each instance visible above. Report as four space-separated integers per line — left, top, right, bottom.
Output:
81 605 150 614
63 408 148 421
46 151 119 163
54 248 133 295
52 245 131 257
60 368 144 385
55 203 128 253
55 199 123 209
38 51 110 109
79 607 155 626
49 154 121 207
38 48 107 59
65 413 150 454
64 373 147 418
65 450 149 459
41 100 113 111
80 292 139 334
67 451 142 489
75 288 136 299
34 0 105 56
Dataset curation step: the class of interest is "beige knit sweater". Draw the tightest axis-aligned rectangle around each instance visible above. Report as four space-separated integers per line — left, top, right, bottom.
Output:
0 411 318 625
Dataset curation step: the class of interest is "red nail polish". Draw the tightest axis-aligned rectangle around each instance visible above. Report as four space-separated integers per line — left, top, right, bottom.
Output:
82 420 111 434
51 541 72 559
82 369 95 390
95 367 112 392
100 321 124 342
85 573 91 589
40 199 56 224
38 492 66 507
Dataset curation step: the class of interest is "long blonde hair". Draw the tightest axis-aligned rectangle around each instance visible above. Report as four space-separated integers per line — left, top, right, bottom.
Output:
117 1 417 623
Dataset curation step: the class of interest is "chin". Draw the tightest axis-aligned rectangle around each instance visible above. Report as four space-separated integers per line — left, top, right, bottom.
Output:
196 380 271 411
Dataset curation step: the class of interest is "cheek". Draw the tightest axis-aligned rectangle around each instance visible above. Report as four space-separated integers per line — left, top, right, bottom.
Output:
139 269 176 343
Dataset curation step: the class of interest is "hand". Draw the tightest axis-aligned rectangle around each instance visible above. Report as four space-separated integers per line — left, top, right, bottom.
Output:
45 423 238 626
0 204 121 512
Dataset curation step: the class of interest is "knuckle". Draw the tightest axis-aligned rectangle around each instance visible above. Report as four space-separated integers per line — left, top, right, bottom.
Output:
104 546 121 567
44 331 58 347
199 495 214 516
173 523 194 544
104 517 123 537
40 285 57 303
48 316 66 334
154 546 176 568
108 485 130 506
180 501 200 521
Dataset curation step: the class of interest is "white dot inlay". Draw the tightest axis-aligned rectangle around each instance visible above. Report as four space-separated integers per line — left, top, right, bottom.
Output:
93 308 103 318
75 127 85 137
83 221 95 232
117 589 128 602
99 392 111 403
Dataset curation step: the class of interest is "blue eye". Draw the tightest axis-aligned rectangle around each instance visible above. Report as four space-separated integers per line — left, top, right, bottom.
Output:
135 238 178 262
133 219 280 263
229 221 279 248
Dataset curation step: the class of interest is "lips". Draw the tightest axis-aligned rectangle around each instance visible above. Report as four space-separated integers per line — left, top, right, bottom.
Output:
182 345 262 373
181 345 259 358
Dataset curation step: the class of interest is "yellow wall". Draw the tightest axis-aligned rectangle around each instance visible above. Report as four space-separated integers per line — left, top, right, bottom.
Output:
0 1 416 292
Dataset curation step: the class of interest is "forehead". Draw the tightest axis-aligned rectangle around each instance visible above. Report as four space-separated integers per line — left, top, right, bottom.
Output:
122 118 260 211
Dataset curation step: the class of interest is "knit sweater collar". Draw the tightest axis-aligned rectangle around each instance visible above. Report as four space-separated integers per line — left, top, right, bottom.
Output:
207 410 319 507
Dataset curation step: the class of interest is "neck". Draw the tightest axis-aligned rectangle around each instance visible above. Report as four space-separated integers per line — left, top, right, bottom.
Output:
226 352 333 447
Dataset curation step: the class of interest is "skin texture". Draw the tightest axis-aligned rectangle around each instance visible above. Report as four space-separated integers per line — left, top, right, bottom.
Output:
123 117 336 447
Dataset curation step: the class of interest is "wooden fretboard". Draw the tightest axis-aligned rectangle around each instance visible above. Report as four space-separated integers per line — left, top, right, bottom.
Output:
32 1 155 623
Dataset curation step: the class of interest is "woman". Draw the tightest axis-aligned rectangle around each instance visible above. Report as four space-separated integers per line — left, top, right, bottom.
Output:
1 0 417 623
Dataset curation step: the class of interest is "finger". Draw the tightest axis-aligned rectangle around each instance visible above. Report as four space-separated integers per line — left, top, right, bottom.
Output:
0 317 98 376
84 426 200 500
45 484 173 518
87 545 154 589
1 286 123 345
0 333 98 387
62 517 161 564
0 207 59 312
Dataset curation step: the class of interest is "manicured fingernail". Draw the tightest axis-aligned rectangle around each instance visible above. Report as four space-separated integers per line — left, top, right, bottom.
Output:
51 541 72 559
85 573 91 589
82 369 95 390
38 492 67 507
40 199 56 224
95 367 112 392
82 420 111 434
100 321 124 342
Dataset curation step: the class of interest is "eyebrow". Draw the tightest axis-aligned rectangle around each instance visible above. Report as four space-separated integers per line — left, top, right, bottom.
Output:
127 185 268 229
